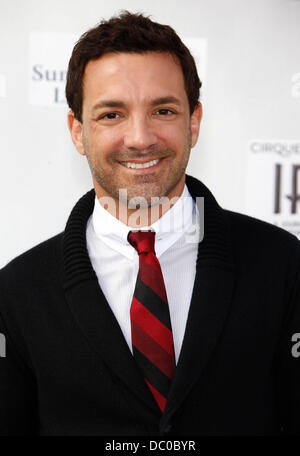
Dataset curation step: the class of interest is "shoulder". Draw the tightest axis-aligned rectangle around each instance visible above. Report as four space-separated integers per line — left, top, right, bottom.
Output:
0 233 65 371
0 232 64 295
225 209 299 243
224 209 300 267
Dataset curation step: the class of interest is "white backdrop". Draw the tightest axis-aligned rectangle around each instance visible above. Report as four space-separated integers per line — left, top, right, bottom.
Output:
1 0 300 267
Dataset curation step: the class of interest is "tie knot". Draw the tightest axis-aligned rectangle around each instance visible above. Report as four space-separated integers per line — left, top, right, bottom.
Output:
128 230 156 255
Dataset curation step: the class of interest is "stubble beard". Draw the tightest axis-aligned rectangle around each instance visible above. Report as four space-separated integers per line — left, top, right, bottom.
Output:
83 128 192 209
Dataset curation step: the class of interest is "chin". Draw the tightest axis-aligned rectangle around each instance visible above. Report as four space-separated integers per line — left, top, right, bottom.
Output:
126 183 168 206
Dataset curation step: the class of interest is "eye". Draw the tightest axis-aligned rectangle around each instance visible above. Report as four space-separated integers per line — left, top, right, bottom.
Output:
100 112 121 120
155 108 174 116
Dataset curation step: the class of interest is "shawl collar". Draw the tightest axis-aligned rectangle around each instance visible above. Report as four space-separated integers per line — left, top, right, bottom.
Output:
62 175 235 421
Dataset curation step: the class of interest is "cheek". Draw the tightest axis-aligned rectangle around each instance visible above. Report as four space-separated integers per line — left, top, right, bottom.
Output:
89 126 123 157
157 128 186 151
156 117 189 145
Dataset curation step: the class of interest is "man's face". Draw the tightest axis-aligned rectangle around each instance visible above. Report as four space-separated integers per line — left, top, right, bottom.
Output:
69 51 202 206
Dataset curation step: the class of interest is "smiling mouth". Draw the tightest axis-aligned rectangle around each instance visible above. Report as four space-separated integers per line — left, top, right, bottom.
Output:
120 158 161 169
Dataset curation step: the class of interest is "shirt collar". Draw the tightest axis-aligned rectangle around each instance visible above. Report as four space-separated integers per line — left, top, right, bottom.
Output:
91 184 196 259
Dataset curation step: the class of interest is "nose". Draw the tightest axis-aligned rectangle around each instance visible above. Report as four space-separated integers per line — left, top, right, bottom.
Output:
123 114 158 151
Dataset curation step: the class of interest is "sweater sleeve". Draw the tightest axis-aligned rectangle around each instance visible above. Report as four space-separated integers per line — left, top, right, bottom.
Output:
0 308 38 435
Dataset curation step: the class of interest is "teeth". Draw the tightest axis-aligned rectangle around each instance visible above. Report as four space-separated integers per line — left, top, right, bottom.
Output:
122 159 160 169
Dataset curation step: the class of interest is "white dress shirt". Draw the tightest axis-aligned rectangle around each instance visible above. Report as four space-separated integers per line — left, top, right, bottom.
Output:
86 185 199 363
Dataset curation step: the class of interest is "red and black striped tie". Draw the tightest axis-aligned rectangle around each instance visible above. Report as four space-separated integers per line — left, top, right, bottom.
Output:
128 230 176 413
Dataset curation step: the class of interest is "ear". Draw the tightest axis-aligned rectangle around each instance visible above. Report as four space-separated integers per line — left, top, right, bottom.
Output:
67 110 86 156
190 103 202 148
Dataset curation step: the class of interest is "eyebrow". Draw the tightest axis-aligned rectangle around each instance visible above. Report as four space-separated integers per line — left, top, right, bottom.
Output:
150 96 182 107
91 96 182 112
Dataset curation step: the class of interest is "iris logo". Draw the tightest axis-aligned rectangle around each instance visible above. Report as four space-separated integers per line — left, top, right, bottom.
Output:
0 333 5 357
274 164 300 214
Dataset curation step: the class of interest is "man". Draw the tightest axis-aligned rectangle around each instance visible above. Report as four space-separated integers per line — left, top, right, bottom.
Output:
0 11 300 436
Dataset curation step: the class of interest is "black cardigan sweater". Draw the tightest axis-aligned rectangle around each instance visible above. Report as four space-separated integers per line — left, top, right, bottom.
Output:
0 175 300 435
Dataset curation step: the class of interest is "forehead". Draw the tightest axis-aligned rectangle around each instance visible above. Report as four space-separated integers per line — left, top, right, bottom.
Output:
82 51 187 106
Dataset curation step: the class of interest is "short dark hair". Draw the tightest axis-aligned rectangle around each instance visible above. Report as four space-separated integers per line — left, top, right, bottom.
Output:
66 11 202 122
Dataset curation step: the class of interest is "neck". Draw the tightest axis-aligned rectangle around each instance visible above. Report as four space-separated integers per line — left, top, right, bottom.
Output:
93 183 185 228
118 197 180 228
